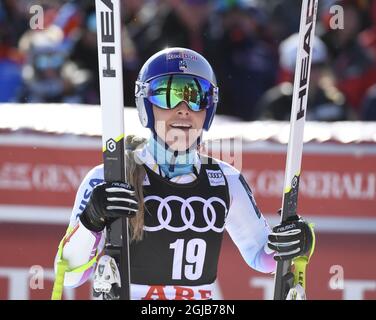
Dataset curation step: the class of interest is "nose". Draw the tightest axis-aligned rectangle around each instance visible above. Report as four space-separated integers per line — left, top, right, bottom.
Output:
175 101 190 116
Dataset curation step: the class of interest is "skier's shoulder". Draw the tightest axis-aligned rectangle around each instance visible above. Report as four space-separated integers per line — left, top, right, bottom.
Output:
199 154 240 178
85 163 104 180
79 164 104 189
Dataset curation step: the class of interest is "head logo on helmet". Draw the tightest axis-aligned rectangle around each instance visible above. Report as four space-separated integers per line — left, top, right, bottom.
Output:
179 60 188 71
135 47 219 132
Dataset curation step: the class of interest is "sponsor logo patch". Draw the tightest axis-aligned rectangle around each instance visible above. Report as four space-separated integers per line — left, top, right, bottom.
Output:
206 170 225 186
166 52 198 61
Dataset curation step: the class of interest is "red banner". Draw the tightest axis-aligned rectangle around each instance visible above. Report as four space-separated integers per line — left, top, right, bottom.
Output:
1 143 375 218
0 145 100 207
242 152 376 218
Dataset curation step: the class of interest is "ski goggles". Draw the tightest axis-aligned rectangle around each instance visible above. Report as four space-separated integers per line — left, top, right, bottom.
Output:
135 74 219 112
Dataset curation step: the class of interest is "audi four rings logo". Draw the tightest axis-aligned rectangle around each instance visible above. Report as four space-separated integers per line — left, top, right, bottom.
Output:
207 172 223 179
143 195 227 233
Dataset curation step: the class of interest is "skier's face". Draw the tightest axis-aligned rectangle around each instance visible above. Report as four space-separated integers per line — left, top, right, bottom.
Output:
153 102 206 151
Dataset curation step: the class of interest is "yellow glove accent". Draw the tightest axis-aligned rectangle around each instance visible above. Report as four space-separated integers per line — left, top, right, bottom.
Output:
292 223 315 289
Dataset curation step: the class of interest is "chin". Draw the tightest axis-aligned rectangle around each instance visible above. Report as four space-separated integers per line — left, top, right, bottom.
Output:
167 142 190 152
167 137 198 152
163 128 201 152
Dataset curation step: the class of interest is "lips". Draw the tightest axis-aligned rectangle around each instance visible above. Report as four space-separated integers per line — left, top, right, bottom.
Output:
169 123 193 129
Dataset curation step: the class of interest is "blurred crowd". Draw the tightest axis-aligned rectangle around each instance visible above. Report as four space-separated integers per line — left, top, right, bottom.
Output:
1 0 376 121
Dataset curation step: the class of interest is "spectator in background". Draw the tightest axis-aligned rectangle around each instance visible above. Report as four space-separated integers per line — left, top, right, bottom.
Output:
70 0 142 106
165 0 213 53
120 0 154 107
70 8 100 104
0 41 23 102
256 0 302 43
119 0 215 106
208 0 278 120
0 0 30 48
320 0 376 114
122 0 215 61
255 33 352 121
15 26 94 104
121 0 166 67
361 84 376 121
0 1 24 102
359 0 376 61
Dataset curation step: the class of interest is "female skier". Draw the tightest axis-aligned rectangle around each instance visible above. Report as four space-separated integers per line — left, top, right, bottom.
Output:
54 47 314 300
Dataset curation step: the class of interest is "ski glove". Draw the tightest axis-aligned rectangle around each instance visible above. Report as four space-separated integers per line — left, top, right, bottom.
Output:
80 181 139 232
268 215 314 262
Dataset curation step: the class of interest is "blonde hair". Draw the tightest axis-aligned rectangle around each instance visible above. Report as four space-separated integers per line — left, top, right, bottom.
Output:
124 135 147 241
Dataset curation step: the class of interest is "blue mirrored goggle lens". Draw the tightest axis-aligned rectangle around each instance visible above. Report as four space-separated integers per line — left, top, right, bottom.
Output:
147 74 215 111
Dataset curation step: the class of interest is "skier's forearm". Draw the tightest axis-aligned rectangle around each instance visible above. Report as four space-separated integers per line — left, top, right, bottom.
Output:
54 221 104 288
220 161 275 273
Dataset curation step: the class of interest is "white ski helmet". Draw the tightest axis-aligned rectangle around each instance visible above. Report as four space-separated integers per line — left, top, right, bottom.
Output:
135 47 219 131
279 33 328 72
